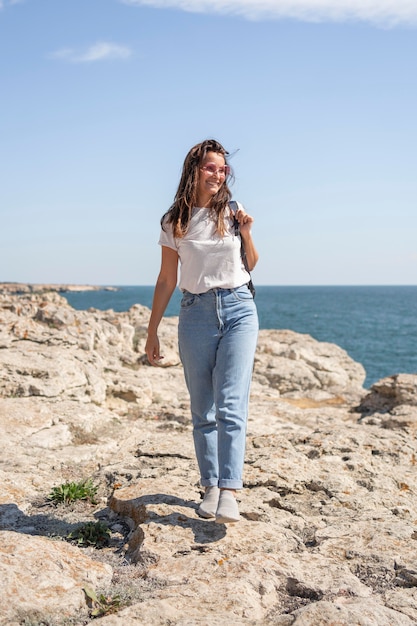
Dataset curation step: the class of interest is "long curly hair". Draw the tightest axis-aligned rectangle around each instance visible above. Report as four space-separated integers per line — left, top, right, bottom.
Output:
161 139 233 238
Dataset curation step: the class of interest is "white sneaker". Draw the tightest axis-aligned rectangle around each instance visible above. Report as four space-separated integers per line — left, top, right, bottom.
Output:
197 486 220 519
215 490 240 524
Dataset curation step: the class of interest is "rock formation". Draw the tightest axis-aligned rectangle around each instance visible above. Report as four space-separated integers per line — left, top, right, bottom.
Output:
0 291 416 625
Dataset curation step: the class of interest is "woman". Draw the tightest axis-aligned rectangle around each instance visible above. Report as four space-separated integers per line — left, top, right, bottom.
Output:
145 139 259 524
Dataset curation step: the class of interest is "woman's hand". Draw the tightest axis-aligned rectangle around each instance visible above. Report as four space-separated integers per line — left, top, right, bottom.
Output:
235 206 254 236
145 332 164 366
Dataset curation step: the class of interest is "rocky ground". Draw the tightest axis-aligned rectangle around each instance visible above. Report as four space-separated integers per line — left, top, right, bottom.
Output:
0 290 416 625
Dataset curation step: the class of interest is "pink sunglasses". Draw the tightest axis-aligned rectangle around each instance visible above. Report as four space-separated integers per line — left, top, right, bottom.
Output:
200 163 230 178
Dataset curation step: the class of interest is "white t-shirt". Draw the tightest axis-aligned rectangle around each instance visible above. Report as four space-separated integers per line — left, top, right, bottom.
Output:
158 202 251 294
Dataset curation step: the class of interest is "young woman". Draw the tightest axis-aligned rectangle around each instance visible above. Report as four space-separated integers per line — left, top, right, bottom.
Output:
145 139 259 523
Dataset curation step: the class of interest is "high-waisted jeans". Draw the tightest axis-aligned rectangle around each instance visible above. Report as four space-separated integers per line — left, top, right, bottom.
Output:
178 285 259 489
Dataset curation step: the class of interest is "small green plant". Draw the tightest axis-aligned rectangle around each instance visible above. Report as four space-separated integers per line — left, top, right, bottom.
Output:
48 478 98 505
68 521 111 548
83 586 122 618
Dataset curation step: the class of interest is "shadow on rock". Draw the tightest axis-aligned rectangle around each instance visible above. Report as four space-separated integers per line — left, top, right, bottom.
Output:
0 502 81 538
109 490 227 566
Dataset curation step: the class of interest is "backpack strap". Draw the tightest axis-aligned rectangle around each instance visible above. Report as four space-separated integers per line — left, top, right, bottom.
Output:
229 201 256 298
229 200 240 236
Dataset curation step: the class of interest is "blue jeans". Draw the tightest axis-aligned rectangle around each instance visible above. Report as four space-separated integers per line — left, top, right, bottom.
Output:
178 285 258 489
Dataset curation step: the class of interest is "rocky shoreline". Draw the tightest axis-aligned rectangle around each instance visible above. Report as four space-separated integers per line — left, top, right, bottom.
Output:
0 290 416 625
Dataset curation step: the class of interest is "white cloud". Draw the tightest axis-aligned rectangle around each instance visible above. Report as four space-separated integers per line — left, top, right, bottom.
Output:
1 0 25 8
119 0 417 27
49 42 132 63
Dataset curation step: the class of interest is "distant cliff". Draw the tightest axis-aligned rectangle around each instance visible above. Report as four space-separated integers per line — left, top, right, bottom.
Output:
0 282 117 294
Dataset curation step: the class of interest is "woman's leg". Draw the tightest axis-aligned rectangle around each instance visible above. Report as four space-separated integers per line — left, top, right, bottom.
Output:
213 286 258 490
178 291 220 487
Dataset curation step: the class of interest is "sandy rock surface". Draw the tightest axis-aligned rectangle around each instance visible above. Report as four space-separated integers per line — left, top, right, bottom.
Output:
0 291 416 625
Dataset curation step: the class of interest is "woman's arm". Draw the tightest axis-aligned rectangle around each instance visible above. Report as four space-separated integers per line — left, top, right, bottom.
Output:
145 245 179 365
235 206 259 271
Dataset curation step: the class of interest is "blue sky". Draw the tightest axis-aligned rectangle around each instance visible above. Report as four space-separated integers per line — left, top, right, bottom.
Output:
1 0 416 286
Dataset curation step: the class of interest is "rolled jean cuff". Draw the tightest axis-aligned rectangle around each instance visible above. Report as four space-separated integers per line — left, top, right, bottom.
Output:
218 479 243 490
201 479 220 487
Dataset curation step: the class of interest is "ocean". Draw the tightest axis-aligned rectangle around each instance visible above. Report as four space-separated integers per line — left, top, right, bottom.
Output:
64 285 417 389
